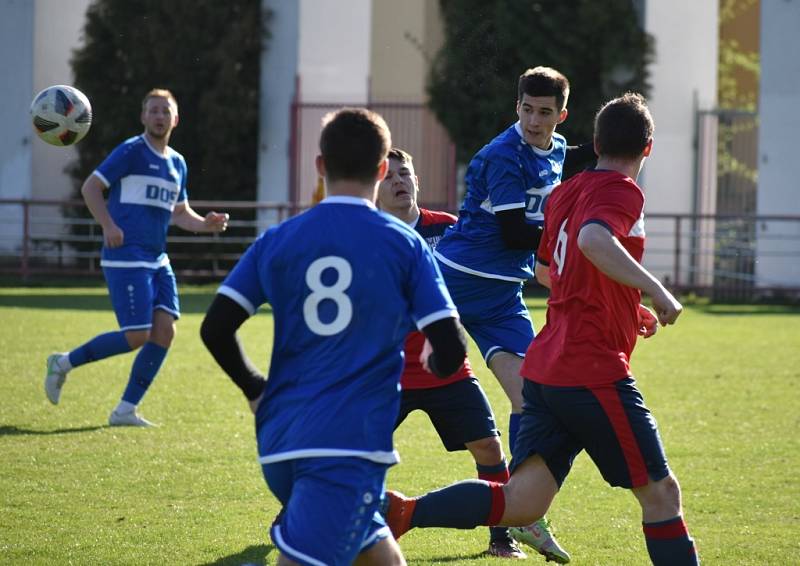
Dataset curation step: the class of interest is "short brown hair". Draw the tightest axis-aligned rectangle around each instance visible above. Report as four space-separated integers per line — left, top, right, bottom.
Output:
518 67 570 110
387 147 413 164
594 92 654 159
319 108 391 183
142 88 178 111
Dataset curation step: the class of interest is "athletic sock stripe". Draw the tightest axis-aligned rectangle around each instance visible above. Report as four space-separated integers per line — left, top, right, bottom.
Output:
589 384 649 487
643 518 689 540
485 481 506 526
478 469 510 483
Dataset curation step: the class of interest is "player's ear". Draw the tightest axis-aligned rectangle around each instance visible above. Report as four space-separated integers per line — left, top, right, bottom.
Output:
173 113 180 128
315 155 326 177
593 136 601 157
643 138 653 157
557 108 568 124
376 158 389 182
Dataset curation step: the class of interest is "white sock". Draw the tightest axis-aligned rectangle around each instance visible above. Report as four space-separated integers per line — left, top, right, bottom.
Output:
115 400 136 414
57 354 73 372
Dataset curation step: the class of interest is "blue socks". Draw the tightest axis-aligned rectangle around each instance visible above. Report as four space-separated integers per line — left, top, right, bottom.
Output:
643 516 698 565
411 479 504 529
508 413 521 455
68 331 132 368
121 342 168 405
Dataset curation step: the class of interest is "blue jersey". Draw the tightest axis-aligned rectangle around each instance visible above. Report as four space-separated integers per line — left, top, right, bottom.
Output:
435 122 566 281
218 196 457 465
94 135 188 267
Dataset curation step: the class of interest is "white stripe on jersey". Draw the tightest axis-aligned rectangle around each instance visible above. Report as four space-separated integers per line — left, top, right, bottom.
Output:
93 170 110 187
258 448 400 465
415 307 459 330
491 201 526 213
119 174 181 212
100 256 170 269
434 250 526 283
217 285 257 316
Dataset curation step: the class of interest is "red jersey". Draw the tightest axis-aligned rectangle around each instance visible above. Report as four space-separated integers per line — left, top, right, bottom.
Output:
521 170 645 387
402 208 474 389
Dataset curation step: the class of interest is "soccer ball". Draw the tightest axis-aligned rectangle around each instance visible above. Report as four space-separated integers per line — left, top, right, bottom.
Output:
30 85 92 146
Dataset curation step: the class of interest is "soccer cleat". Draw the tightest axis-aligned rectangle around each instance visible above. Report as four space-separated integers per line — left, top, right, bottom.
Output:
108 409 155 427
510 517 571 563
384 490 417 540
487 538 528 559
44 353 69 405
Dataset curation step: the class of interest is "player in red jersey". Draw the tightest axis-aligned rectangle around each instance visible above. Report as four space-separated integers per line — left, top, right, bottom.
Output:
379 148 530 559
383 94 699 566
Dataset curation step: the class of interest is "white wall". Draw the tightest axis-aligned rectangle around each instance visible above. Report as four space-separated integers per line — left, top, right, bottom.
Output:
293 0 372 202
0 0 34 201
643 0 718 282
756 0 800 288
257 0 372 215
258 0 300 225
298 0 371 103
32 0 92 202
0 0 34 252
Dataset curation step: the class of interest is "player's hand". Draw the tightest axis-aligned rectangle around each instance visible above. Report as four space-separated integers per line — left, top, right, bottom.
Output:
651 288 683 326
419 339 433 373
102 222 124 248
205 212 229 233
637 304 658 338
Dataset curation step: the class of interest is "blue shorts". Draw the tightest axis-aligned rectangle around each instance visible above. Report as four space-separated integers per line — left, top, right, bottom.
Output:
510 377 670 489
396 377 500 451
103 265 180 331
439 262 534 363
262 457 391 565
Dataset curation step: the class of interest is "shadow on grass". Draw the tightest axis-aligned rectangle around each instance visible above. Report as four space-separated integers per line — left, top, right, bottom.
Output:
0 292 272 315
0 424 109 436
199 543 274 565
692 304 800 316
408 552 487 564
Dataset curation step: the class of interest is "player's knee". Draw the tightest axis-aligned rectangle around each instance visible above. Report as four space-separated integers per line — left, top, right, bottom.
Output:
150 318 176 347
637 473 682 516
125 329 149 350
501 472 554 525
467 436 505 466
658 473 682 507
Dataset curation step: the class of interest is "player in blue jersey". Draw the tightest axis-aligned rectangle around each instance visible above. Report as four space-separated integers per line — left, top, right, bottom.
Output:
44 89 229 427
433 66 589 560
200 109 469 566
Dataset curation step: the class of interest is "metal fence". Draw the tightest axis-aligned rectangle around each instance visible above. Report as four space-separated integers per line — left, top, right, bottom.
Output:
0 199 306 280
2 198 799 301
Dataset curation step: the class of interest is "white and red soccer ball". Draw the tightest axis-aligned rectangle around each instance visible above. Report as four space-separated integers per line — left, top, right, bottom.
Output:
30 85 92 146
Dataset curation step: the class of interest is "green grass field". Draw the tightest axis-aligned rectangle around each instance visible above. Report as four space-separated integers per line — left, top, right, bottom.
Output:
1 286 799 565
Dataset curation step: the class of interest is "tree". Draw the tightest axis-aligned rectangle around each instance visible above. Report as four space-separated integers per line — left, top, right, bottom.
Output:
69 0 269 202
428 0 653 165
